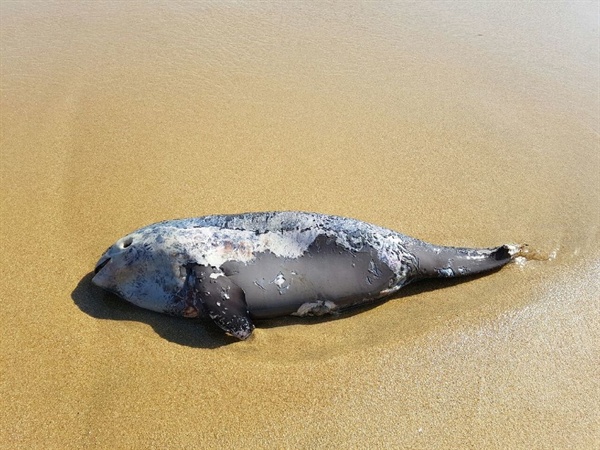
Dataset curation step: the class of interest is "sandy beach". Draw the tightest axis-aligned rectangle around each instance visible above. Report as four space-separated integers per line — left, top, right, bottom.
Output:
1 1 598 448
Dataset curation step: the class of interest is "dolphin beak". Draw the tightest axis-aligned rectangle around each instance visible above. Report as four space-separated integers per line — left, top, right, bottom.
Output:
94 256 111 275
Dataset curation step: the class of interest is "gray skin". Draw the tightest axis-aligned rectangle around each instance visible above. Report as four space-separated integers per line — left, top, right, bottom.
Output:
92 211 520 340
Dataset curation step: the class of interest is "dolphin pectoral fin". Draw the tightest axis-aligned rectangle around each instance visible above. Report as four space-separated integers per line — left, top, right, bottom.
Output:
191 265 254 340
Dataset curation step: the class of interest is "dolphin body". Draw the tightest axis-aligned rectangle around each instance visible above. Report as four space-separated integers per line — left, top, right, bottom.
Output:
92 211 520 340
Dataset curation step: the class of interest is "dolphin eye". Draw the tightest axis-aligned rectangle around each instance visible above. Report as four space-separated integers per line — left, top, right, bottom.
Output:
121 237 133 249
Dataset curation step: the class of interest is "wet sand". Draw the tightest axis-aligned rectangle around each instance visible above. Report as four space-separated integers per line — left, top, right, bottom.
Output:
1 1 598 448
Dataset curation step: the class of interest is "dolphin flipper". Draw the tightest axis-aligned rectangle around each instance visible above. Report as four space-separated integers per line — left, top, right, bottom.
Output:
191 265 254 340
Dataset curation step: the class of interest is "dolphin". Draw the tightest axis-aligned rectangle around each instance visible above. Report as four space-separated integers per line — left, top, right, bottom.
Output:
92 211 521 340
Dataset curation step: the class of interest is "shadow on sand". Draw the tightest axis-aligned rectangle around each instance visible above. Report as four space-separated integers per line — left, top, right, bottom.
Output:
72 270 498 349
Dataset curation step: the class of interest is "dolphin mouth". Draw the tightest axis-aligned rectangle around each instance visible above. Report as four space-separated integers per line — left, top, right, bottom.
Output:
94 256 111 274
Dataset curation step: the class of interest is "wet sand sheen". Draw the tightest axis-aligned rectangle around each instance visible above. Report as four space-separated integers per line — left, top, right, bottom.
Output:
1 1 598 448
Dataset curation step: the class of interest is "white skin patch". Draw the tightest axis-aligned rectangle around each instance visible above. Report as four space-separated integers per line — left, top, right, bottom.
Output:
143 213 412 274
150 226 324 269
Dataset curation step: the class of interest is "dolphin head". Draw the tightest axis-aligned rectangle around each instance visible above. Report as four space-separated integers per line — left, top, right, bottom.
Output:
91 229 184 313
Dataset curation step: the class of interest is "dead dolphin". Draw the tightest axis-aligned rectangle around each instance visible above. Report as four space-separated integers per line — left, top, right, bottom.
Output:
92 211 520 340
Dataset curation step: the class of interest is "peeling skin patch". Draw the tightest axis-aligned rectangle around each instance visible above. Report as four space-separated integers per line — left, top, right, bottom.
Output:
437 267 455 277
271 272 290 295
292 301 338 317
253 279 267 290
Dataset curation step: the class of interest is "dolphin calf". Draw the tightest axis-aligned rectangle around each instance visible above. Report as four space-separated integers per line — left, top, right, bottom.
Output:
92 211 520 340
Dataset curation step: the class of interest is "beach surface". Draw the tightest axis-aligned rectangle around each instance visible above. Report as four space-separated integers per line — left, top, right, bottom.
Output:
1 1 598 448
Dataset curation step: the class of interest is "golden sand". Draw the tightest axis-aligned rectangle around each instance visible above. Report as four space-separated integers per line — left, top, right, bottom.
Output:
1 1 598 448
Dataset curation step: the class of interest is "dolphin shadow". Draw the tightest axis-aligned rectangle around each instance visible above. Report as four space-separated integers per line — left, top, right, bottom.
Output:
72 270 501 348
